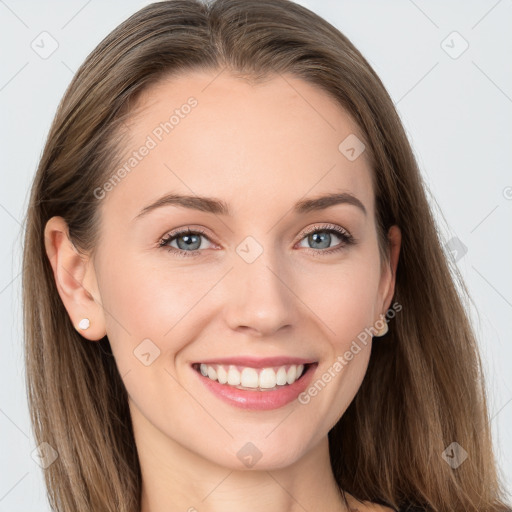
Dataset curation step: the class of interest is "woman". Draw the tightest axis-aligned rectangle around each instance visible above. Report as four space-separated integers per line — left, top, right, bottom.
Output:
22 0 511 511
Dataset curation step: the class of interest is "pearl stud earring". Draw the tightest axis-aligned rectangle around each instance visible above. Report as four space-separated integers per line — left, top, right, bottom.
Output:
77 318 90 330
374 315 389 337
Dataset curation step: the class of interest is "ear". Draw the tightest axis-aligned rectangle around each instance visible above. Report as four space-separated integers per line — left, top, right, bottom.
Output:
44 216 106 341
377 225 401 316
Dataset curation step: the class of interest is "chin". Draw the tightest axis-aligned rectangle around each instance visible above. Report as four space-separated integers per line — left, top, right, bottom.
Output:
197 430 317 471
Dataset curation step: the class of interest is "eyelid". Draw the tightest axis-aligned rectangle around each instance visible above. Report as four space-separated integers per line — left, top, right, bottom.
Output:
295 222 352 242
158 226 216 247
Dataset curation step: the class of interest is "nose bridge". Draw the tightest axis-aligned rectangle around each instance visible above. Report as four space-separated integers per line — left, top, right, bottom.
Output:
222 235 299 336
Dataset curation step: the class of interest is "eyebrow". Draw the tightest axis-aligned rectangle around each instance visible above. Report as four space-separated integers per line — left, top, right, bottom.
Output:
133 191 367 221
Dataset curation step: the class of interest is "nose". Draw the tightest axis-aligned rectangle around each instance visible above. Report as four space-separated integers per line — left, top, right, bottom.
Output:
222 246 300 338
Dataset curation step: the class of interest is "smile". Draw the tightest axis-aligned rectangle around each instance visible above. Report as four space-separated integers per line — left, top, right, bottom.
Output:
194 362 307 390
191 360 318 410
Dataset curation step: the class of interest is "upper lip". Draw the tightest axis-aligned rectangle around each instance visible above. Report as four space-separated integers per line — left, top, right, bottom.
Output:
192 356 317 368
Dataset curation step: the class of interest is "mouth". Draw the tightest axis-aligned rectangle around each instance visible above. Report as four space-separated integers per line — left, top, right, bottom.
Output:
191 360 318 410
192 362 315 391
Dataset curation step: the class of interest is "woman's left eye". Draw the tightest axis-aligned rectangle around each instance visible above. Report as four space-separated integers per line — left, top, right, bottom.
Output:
158 228 213 257
296 225 356 254
158 224 356 258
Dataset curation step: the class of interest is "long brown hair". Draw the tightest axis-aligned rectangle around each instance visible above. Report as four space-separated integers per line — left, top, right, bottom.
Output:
22 1 511 510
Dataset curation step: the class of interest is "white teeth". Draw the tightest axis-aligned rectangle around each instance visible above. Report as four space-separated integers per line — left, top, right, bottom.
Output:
286 365 297 384
241 368 259 388
207 366 217 381
259 368 277 389
217 365 228 384
197 363 308 389
276 367 287 386
227 365 241 386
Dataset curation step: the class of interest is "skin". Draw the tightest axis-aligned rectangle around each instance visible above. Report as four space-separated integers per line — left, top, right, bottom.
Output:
45 70 401 512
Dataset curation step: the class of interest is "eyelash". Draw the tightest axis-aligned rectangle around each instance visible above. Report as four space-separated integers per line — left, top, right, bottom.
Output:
158 223 356 258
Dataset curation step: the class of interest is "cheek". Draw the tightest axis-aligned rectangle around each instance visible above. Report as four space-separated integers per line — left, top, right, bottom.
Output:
293 254 380 424
101 244 209 316
94 249 209 372
297 255 382 346
95 253 217 431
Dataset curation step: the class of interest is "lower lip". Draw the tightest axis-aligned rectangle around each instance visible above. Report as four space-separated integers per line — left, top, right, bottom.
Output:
193 364 317 410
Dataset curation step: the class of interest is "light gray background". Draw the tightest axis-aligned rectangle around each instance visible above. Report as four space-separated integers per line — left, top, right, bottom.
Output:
1 0 511 510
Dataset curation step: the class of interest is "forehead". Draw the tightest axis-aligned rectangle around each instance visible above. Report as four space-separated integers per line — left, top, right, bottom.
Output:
103 70 375 221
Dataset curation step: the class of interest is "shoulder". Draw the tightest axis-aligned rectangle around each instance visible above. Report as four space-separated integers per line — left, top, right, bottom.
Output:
344 492 426 512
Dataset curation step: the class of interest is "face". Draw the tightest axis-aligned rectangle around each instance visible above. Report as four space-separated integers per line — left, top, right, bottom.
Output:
76 70 400 470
